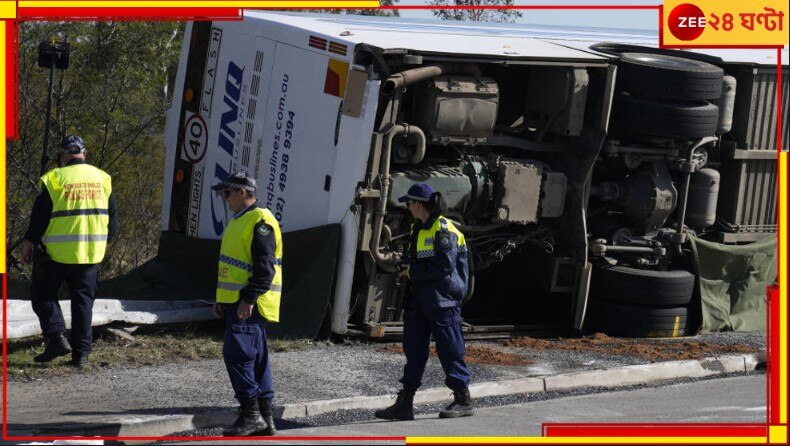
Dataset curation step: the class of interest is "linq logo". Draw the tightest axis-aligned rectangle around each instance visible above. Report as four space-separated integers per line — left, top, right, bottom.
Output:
668 3 707 41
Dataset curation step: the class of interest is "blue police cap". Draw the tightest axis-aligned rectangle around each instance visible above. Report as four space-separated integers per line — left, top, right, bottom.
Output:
211 170 257 192
61 135 86 154
397 183 435 203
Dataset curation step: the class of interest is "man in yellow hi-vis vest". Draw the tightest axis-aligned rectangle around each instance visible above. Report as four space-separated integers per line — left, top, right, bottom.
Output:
20 135 117 369
211 171 282 437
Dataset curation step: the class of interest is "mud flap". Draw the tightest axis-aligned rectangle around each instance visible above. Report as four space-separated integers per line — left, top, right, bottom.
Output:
267 223 339 339
98 232 222 301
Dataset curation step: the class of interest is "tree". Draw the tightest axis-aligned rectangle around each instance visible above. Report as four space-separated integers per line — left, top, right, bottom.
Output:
428 0 522 22
280 0 400 17
340 0 400 17
8 21 184 286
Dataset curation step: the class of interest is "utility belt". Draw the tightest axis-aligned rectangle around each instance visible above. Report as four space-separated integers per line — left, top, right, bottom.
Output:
31 243 52 282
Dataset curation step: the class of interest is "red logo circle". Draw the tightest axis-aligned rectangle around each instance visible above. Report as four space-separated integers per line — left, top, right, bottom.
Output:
668 3 706 41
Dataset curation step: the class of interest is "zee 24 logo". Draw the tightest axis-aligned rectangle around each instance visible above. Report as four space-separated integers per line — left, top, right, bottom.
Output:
667 2 785 42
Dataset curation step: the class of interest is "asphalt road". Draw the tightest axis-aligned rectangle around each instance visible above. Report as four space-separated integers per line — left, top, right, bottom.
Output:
157 373 765 443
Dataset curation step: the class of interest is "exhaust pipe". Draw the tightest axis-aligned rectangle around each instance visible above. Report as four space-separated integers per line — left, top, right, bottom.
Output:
382 65 444 96
381 63 482 96
370 123 426 271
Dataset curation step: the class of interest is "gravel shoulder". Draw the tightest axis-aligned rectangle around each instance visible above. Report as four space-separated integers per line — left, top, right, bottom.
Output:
4 331 765 434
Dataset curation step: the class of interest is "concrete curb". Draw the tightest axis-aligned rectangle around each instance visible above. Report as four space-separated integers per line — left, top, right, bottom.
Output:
6 299 215 339
6 352 764 437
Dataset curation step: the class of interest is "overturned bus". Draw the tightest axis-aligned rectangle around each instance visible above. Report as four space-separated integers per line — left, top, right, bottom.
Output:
155 12 785 339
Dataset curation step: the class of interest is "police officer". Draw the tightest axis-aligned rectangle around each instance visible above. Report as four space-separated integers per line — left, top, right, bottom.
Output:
211 171 282 437
20 135 117 369
375 183 473 421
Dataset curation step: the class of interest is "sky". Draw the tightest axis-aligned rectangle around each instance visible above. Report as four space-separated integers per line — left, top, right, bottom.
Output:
393 0 659 31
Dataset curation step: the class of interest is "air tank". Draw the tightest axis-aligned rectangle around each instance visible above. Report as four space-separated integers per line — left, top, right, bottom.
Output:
686 168 720 230
716 75 736 134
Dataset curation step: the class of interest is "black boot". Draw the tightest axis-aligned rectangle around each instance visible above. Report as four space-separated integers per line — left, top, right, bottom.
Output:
228 404 243 430
439 388 473 418
223 398 266 437
374 389 415 421
257 398 277 436
34 333 72 363
69 355 89 370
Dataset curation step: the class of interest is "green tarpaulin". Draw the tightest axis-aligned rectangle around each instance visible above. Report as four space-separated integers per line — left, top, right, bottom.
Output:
689 234 777 332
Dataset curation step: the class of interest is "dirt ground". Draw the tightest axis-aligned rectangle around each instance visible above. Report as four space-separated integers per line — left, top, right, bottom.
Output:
378 332 760 366
502 333 759 362
378 344 534 366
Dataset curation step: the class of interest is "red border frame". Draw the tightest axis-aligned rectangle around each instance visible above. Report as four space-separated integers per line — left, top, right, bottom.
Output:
769 284 781 425
778 50 784 153
5 23 17 139
542 424 769 437
2 274 7 439
2 3 787 443
383 5 659 10
17 7 243 19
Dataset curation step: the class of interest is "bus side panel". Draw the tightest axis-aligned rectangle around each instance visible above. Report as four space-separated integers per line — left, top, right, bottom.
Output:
161 21 193 231
329 78 381 333
327 77 380 221
254 42 361 232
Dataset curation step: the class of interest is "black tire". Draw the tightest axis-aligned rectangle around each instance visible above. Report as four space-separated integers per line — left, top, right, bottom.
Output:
590 265 695 307
616 53 724 101
590 43 724 66
585 300 687 338
610 94 719 139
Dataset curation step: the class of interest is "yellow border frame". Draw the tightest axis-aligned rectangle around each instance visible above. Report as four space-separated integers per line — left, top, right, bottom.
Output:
0 2 787 444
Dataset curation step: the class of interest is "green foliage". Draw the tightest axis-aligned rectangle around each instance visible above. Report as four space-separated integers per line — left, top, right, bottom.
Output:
8 22 185 285
281 0 400 17
428 0 523 22
340 0 400 17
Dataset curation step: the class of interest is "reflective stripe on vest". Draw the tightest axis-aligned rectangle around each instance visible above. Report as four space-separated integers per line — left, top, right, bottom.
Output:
40 164 112 264
219 254 253 273
216 207 284 323
51 208 108 218
217 282 285 292
415 217 466 259
42 234 109 243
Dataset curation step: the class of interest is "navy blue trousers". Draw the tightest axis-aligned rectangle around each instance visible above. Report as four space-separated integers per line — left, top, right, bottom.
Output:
222 301 274 401
400 305 471 392
31 257 98 360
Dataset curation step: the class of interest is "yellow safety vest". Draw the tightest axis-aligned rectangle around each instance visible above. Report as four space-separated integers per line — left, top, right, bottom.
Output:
40 163 112 264
415 216 467 259
216 207 283 322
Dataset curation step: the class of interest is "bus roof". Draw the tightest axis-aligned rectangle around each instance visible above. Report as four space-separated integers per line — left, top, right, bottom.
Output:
243 11 787 66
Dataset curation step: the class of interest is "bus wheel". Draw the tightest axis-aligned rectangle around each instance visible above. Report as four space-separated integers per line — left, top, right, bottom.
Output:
584 300 688 338
590 264 695 307
615 52 724 101
610 94 719 139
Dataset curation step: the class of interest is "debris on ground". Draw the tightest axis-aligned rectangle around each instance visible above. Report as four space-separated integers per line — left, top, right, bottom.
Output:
378 333 761 365
105 327 137 342
501 333 759 362
378 344 533 366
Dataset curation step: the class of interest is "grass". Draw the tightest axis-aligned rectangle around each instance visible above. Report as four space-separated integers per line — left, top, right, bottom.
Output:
5 320 310 381
269 338 312 353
